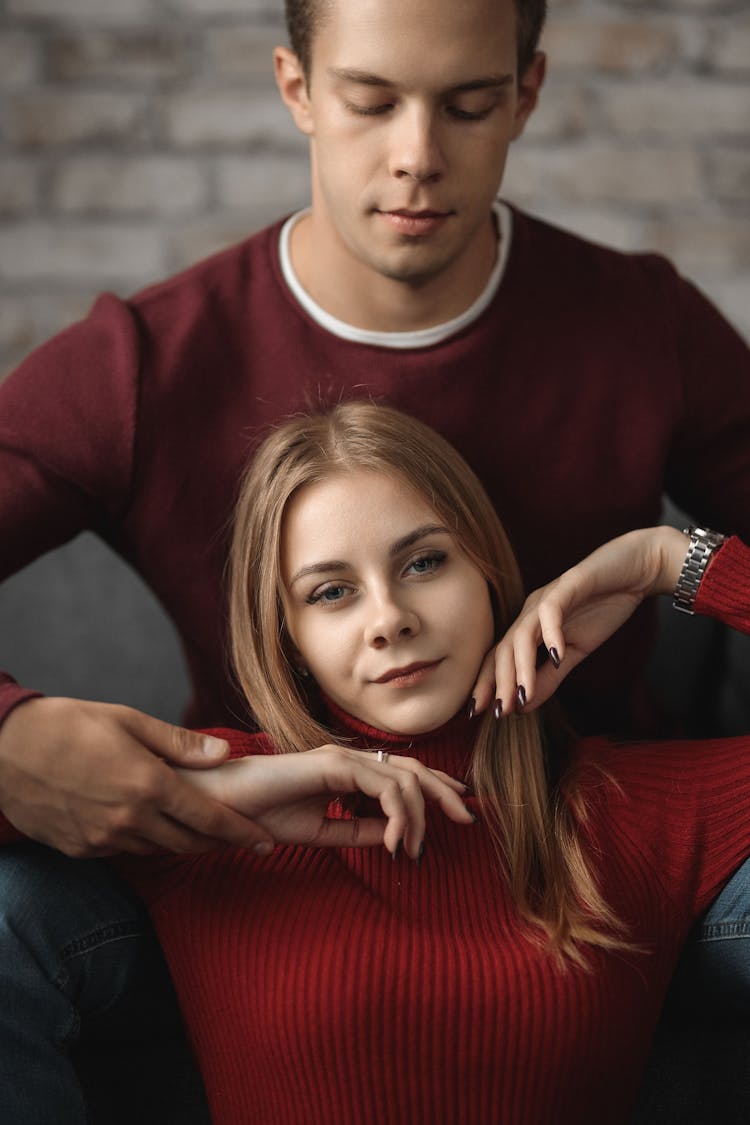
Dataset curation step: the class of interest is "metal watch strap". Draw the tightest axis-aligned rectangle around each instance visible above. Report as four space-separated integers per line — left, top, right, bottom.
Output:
672 525 727 615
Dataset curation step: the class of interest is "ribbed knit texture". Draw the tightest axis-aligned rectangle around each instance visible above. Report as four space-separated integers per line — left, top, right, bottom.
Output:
109 540 750 1125
695 535 750 630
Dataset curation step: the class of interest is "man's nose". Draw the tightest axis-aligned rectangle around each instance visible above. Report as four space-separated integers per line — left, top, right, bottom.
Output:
388 104 446 184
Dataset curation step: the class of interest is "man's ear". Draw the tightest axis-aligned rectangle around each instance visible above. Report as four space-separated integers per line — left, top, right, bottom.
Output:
511 51 546 141
274 46 315 137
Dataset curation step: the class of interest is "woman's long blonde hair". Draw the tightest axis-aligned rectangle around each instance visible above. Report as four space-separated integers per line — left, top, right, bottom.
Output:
229 401 627 964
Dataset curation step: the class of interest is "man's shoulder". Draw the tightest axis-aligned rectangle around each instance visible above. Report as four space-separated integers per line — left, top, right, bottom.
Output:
508 204 681 297
126 215 287 323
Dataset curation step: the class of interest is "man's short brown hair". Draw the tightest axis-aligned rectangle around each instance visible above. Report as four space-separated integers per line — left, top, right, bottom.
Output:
284 0 547 83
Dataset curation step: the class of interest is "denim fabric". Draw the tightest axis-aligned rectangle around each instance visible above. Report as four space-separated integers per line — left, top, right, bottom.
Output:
673 851 750 1017
0 843 186 1125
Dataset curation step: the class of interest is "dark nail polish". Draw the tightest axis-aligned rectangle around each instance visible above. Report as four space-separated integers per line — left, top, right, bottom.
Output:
415 841 425 867
463 780 475 795
467 697 476 721
516 684 527 709
467 808 480 824
549 646 561 669
493 698 503 721
391 839 402 861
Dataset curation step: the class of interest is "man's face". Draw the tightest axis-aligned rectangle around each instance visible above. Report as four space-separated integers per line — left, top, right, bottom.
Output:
277 0 543 296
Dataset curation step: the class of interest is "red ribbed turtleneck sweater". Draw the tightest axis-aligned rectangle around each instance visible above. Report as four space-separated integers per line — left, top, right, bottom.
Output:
110 538 750 1125
0 540 746 1122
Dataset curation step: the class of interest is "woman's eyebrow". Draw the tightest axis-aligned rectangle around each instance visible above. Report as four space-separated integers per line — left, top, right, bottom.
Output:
389 525 450 557
289 560 347 588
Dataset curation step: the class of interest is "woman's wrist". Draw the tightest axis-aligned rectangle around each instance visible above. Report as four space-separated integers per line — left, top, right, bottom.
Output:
655 525 692 596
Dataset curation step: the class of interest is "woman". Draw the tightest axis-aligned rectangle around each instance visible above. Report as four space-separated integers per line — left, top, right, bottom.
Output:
5 402 750 1123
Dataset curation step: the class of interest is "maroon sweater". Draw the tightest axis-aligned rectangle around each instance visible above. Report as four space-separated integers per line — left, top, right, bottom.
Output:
105 539 750 1125
2 208 749 733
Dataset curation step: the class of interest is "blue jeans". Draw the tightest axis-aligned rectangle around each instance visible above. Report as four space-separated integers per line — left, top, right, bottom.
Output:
671 850 750 1016
1 845 748 1123
0 843 205 1125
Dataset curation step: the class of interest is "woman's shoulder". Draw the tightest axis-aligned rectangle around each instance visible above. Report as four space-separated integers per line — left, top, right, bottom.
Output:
570 732 750 846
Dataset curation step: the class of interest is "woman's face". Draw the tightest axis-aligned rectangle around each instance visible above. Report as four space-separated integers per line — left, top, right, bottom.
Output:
280 469 495 734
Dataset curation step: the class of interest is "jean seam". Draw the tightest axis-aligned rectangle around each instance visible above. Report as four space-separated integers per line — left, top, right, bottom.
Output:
696 921 750 942
60 919 143 961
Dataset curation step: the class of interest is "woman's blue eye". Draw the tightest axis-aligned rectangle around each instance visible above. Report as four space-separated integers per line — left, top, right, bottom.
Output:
307 584 348 606
407 551 447 575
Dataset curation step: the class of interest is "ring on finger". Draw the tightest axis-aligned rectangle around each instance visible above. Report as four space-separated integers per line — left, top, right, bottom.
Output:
376 750 390 764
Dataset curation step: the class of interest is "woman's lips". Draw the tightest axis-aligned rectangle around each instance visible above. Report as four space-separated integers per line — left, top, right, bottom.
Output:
374 659 443 686
376 210 451 236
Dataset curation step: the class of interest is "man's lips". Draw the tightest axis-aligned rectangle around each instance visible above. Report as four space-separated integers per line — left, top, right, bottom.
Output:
375 209 453 235
373 659 443 685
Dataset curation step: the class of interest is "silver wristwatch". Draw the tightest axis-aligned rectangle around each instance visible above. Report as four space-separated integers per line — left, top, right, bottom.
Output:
672 525 726 615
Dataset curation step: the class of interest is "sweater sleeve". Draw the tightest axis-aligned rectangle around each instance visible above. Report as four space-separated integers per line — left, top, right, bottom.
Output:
587 733 750 928
693 535 750 632
0 294 141 724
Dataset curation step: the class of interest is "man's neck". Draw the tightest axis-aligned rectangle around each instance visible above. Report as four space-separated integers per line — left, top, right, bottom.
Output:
288 211 499 334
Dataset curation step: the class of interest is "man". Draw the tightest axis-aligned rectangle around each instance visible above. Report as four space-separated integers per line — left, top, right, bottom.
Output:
1 0 749 1120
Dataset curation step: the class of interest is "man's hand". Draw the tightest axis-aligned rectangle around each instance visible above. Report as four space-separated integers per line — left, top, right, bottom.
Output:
0 697 275 858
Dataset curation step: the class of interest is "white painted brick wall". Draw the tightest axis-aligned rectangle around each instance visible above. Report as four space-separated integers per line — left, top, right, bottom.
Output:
1 0 748 376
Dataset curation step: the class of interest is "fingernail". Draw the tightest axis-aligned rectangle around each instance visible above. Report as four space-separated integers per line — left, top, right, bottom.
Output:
415 841 425 867
549 646 561 669
493 698 503 721
463 781 475 795
516 685 527 709
467 697 476 721
467 808 480 824
201 735 227 758
253 841 274 857
391 839 402 861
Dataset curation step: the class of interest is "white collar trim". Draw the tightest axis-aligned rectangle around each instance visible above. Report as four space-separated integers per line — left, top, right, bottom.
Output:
278 201 512 350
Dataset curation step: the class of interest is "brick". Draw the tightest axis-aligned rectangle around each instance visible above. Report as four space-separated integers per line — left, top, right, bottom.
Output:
30 290 99 341
51 157 208 215
541 18 681 73
7 0 151 21
706 147 750 201
503 144 703 205
600 80 750 138
0 33 41 88
0 161 38 215
168 0 279 15
704 15 750 73
163 90 305 150
691 276 750 343
523 82 591 140
0 301 36 369
47 31 193 84
503 202 649 256
169 218 274 273
0 223 166 286
642 216 750 275
216 154 310 215
2 91 147 148
204 25 286 83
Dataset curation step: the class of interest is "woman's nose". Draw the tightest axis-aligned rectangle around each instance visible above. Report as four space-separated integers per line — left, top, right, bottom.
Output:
365 591 421 649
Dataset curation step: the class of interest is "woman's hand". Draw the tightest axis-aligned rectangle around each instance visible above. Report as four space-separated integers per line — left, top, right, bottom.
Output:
181 745 474 861
471 526 690 715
